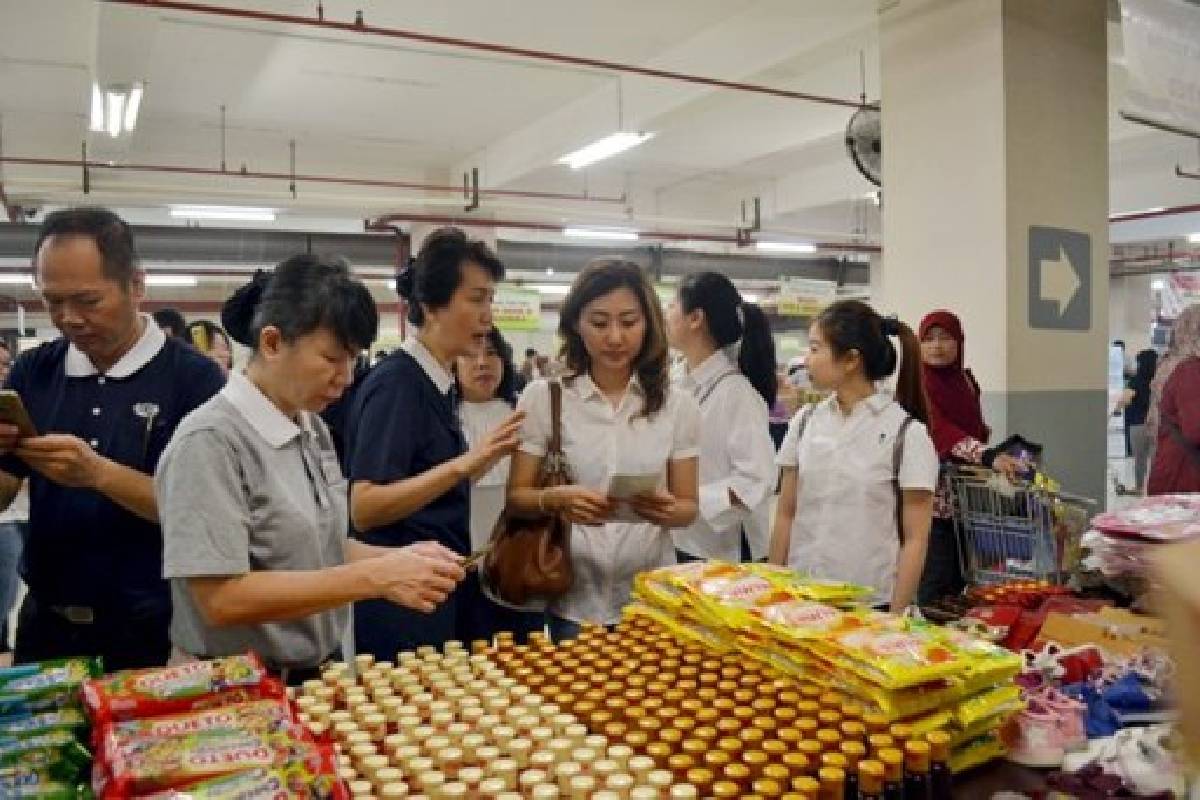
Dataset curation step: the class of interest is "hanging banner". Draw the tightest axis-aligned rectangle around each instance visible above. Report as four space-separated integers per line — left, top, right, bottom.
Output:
493 287 542 331
1120 0 1200 136
777 277 837 317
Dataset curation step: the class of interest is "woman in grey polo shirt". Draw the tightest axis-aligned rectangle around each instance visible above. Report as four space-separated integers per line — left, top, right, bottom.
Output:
155 255 464 681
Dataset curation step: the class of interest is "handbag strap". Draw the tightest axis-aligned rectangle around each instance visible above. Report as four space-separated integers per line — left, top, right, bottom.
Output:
549 379 563 456
1166 417 1200 469
893 415 915 545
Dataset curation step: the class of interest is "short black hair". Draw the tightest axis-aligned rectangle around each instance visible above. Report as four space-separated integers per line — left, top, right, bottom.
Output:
33 206 138 285
222 254 378 354
397 227 504 326
153 308 188 338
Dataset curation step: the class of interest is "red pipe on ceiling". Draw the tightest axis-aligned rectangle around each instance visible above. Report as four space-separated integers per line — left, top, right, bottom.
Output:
366 212 883 253
104 0 875 112
1109 202 1200 224
0 155 626 205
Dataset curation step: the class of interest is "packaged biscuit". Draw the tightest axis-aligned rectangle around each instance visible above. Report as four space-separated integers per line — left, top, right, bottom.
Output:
0 659 102 716
0 770 90 799
751 597 849 641
632 561 729 611
0 731 80 761
952 684 1023 729
82 655 282 725
949 732 1006 773
746 565 873 605
135 764 348 799
0 708 90 739
99 729 334 798
98 700 295 761
820 624 964 690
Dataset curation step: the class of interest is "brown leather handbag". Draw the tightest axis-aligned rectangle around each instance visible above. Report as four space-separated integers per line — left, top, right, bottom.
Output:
482 380 573 608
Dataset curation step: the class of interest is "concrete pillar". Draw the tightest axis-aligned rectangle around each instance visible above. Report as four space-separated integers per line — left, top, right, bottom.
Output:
879 0 1110 504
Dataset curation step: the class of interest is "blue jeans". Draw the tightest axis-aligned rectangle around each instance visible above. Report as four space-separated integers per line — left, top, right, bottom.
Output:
0 522 25 653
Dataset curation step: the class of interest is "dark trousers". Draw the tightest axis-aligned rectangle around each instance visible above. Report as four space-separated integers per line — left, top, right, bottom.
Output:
917 516 966 605
14 593 170 671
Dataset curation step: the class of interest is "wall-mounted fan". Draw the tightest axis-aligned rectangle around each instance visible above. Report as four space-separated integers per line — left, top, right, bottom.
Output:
845 107 882 187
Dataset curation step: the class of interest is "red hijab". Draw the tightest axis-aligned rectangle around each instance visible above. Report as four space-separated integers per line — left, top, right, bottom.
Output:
919 310 990 458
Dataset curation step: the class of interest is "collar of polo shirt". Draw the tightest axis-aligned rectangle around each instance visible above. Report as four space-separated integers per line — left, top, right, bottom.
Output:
222 371 312 449
686 349 735 389
823 389 894 417
64 313 166 379
403 335 455 396
573 371 645 401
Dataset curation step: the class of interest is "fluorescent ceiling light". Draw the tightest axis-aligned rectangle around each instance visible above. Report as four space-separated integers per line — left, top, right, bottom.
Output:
90 84 104 132
1152 279 1166 290
123 83 143 132
1188 232 1200 244
557 132 654 170
0 275 33 286
756 241 818 255
145 274 198 287
169 205 277 222
105 91 123 138
529 284 571 296
563 227 639 241
388 279 397 290
90 82 144 138
742 293 761 304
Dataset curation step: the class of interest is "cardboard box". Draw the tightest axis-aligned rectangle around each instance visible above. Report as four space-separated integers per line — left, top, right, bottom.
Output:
1152 539 1200 767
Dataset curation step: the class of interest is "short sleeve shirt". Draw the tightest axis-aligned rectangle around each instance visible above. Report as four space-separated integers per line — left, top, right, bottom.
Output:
346 339 470 554
157 372 349 669
0 318 224 613
517 375 700 624
776 392 938 605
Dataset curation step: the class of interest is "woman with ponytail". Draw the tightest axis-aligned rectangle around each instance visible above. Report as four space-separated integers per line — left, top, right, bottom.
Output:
769 300 938 610
155 255 465 683
666 272 778 562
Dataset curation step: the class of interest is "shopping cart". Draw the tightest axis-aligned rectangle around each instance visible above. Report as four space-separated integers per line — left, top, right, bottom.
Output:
950 466 1093 586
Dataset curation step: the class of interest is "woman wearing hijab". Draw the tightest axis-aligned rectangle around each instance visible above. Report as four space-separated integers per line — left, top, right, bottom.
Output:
1147 305 1200 495
917 310 1022 604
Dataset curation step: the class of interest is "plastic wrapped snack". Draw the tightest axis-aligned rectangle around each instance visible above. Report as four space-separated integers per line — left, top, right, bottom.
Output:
82 655 282 726
949 732 1006 773
824 624 964 690
747 564 873 605
98 700 295 761
752 597 851 641
0 770 90 799
99 729 334 798
0 659 103 716
0 731 80 761
632 561 729 611
0 708 90 739
135 764 349 799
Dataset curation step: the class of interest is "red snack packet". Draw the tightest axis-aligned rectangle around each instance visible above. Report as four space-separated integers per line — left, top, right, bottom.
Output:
83 654 283 726
97 699 296 762
99 729 335 798
134 764 350 799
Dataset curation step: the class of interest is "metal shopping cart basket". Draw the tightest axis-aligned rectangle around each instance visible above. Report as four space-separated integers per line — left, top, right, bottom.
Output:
950 466 1093 586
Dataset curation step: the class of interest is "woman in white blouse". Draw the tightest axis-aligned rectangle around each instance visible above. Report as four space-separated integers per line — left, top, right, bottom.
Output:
770 300 938 611
665 272 778 563
507 259 701 641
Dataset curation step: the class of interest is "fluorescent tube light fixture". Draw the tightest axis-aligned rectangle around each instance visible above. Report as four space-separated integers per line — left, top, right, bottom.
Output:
169 205 277 222
145 274 198 287
0 275 33 286
755 241 818 255
1188 232 1200 244
557 132 654 169
90 81 145 137
563 227 639 241
529 284 571 296
1152 279 1166 290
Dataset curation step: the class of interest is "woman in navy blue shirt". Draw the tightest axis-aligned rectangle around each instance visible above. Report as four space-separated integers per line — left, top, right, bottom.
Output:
347 228 524 657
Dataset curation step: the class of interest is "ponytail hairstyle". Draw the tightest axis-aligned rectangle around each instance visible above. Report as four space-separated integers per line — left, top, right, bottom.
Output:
677 271 778 406
815 299 929 425
222 254 378 354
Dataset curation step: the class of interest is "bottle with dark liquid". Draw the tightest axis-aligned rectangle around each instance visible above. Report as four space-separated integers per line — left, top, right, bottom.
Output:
926 731 953 800
878 748 904 800
857 759 885 800
818 767 846 800
903 741 932 800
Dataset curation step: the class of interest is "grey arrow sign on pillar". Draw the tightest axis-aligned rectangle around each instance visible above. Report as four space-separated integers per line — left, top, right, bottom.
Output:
1028 225 1092 331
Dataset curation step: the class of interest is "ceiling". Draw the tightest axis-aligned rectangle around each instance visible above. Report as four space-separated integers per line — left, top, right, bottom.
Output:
0 0 1197 253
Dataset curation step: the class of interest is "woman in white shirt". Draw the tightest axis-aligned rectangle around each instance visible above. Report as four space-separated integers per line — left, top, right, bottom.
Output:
507 259 701 641
770 300 938 610
665 272 778 563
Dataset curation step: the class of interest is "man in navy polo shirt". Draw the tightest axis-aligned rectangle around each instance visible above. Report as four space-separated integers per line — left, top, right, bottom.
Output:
0 207 224 670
